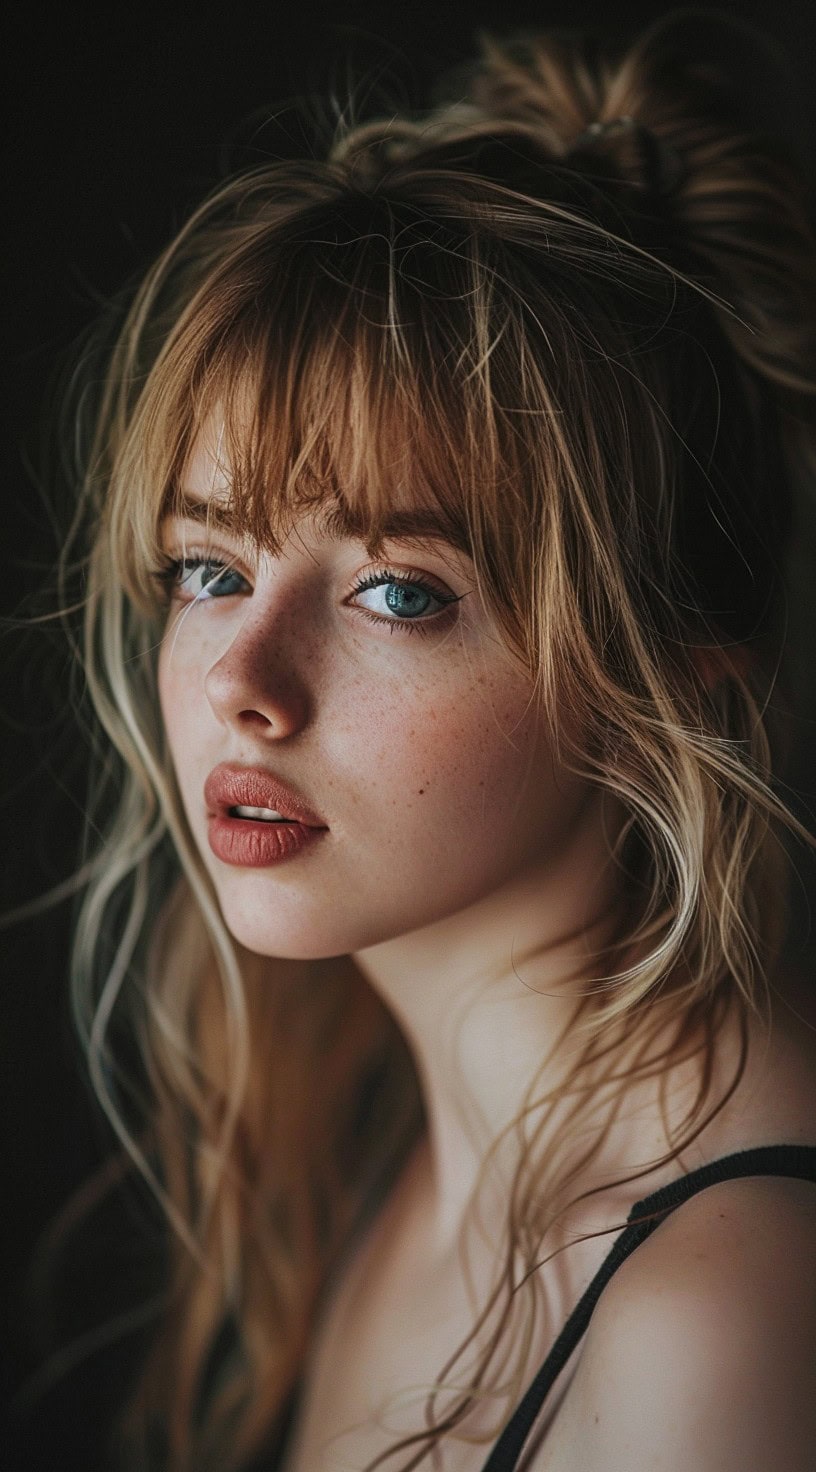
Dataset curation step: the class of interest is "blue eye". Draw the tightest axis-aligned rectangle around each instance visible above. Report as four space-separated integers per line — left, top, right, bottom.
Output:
152 553 463 636
349 568 461 635
159 556 248 601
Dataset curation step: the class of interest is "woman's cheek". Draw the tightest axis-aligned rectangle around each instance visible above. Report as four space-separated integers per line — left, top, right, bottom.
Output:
157 641 196 748
344 668 536 834
156 638 218 814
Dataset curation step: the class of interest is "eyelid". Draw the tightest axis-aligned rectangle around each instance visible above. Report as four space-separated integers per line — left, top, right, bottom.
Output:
162 520 257 571
350 559 457 595
162 533 461 588
159 522 475 609
157 545 471 644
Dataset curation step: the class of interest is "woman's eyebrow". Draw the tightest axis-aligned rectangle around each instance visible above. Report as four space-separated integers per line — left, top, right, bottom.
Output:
316 499 472 556
166 491 238 534
168 489 472 557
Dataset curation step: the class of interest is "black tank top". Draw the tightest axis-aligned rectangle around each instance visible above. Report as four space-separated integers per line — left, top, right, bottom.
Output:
477 1143 816 1472
267 1143 816 1472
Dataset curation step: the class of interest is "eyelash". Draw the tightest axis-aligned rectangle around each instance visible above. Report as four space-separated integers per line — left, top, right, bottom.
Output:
151 551 462 638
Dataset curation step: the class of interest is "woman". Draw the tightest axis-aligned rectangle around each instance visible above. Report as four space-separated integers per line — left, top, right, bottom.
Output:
37 7 816 1470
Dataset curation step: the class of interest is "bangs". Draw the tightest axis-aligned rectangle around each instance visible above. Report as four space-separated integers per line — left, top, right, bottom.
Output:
171 307 478 561
121 192 543 600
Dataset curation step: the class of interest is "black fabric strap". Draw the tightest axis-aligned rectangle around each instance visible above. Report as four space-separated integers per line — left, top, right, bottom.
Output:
478 1144 816 1472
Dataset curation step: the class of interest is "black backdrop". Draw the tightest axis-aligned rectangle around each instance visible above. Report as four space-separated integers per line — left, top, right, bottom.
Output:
3 3 816 1468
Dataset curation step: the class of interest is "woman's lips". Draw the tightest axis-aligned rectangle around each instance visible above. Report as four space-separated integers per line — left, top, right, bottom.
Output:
207 813 327 867
204 763 327 827
204 763 329 868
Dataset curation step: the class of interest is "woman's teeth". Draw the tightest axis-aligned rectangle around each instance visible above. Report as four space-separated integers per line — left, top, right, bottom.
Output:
231 805 291 822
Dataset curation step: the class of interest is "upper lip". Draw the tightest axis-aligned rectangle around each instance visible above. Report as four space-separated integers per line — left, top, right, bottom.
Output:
204 763 328 827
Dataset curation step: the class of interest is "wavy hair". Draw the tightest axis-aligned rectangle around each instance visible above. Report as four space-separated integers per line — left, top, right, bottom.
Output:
30 8 816 1469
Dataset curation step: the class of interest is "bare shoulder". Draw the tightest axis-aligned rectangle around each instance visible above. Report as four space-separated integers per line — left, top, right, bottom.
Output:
533 1174 816 1472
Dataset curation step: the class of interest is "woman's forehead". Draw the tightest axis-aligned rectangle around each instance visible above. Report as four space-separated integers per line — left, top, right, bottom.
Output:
177 412 475 560
182 417 231 496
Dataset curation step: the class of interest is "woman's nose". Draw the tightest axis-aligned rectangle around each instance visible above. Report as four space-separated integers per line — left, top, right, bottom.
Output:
203 603 311 739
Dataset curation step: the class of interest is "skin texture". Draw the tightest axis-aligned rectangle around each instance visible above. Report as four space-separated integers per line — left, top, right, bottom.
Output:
157 422 816 1468
532 1175 816 1472
157 419 633 1247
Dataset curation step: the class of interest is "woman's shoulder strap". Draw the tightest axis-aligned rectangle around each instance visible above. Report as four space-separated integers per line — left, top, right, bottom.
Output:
477 1143 816 1472
625 1143 816 1229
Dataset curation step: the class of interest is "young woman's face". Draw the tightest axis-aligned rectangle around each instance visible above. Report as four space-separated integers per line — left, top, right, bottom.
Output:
157 422 594 959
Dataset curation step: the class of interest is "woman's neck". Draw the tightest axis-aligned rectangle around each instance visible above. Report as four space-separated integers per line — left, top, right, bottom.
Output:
351 783 642 1258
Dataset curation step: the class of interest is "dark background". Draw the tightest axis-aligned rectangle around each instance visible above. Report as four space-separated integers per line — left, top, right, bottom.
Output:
3 3 816 1468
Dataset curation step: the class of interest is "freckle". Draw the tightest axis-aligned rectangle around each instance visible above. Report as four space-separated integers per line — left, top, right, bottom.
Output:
594 1414 599 1424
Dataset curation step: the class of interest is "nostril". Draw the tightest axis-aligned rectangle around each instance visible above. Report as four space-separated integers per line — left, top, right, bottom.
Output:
203 642 311 736
238 708 275 727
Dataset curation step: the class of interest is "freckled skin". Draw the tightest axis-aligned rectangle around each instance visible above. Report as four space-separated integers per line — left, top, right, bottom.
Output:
156 432 608 964
154 415 816 1472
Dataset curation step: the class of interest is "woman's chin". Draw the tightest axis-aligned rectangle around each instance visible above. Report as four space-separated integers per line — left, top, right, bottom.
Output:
214 893 383 961
221 915 354 961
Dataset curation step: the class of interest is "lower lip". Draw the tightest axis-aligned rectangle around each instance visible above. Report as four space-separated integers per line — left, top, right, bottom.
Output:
207 816 328 867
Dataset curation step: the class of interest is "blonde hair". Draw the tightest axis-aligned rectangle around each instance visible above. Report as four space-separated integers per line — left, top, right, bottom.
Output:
36 8 816 1468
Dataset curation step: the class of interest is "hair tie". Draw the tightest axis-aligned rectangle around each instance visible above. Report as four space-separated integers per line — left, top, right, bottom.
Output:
569 115 684 198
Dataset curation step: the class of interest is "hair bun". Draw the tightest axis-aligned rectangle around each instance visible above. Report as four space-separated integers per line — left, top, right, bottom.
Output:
412 10 815 404
567 115 685 198
422 10 796 211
